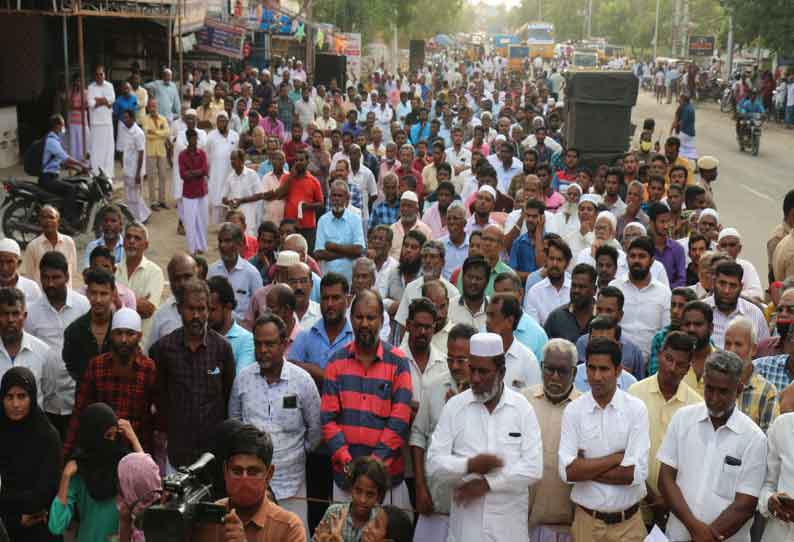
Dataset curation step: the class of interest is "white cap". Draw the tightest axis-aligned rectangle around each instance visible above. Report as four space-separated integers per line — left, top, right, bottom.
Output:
216 111 229 120
470 332 505 357
0 238 21 257
699 208 719 223
596 210 617 230
579 194 600 208
718 227 741 242
184 108 198 117
624 221 647 235
697 155 719 170
276 250 300 267
478 185 497 200
566 183 582 195
401 191 419 203
111 308 142 332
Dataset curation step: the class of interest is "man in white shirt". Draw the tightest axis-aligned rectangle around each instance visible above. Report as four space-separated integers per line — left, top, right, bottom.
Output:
610 235 671 360
487 139 523 193
221 150 262 237
703 260 769 348
400 297 448 407
486 293 542 392
373 93 394 143
558 337 650 541
119 110 150 224
658 350 767 542
758 405 794 541
526 237 572 325
348 145 378 232
87 65 116 180
0 239 41 304
23 251 90 438
716 228 763 301
445 126 472 179
427 332 543 542
145 252 197 353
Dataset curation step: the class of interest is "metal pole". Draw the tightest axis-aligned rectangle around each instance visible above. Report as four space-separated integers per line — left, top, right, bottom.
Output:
77 14 87 160
167 4 173 70
652 0 660 61
726 13 734 79
63 16 70 94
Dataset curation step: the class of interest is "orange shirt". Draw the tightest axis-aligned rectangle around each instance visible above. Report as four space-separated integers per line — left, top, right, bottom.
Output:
280 171 324 228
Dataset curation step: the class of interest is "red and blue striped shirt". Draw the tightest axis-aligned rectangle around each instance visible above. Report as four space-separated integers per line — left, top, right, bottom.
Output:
321 340 413 488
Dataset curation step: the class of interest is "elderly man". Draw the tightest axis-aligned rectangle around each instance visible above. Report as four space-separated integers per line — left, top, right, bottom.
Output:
206 111 239 224
145 67 181 122
717 228 764 301
725 317 780 433
144 252 197 353
115 222 165 341
0 239 41 303
207 223 264 323
87 65 116 180
410 323 476 542
389 191 433 261
22 206 78 288
658 351 768 542
522 338 581 542
628 331 701 529
427 331 543 542
82 205 125 270
314 180 365 282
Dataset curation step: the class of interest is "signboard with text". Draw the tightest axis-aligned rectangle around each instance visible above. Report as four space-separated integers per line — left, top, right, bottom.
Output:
195 19 247 58
689 36 715 57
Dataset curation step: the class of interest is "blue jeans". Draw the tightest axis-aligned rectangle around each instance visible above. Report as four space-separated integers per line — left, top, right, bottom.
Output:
786 105 794 125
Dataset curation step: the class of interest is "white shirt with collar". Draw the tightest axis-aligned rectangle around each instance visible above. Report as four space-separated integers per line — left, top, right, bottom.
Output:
375 256 399 299
398 337 448 404
657 403 767 542
207 256 264 322
525 275 571 326
24 289 90 415
702 295 769 350
427 386 543 542
298 300 321 330
394 275 460 327
559 388 650 513
486 154 523 194
87 80 115 126
0 331 58 407
8 275 41 305
759 413 794 542
504 338 542 392
609 276 671 360
144 296 182 354
121 122 146 178
448 295 487 331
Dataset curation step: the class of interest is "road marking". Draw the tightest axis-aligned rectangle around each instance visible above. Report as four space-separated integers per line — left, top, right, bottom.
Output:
740 183 774 201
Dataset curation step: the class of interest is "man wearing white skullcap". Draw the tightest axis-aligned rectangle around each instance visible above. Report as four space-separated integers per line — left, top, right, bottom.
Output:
427 331 543 542
62 304 156 455
0 238 41 304
696 208 720 244
696 155 718 208
465 185 499 235
717 227 764 300
206 109 240 225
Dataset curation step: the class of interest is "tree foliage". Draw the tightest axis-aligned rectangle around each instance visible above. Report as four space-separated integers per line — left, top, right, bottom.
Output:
723 0 794 54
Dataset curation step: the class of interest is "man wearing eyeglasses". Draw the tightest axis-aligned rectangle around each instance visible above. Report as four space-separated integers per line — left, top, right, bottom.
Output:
522 338 581 542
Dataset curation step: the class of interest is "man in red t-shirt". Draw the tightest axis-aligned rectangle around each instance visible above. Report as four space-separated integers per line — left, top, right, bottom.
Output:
178 128 210 255
282 123 307 168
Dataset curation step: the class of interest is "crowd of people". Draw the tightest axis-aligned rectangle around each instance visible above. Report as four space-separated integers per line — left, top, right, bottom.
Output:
3 49 794 542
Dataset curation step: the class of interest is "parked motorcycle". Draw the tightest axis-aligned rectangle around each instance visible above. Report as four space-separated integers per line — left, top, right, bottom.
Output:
0 169 135 249
720 85 735 113
737 113 763 156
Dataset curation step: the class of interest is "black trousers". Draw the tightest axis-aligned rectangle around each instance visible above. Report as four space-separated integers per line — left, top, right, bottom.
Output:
47 412 70 443
39 173 79 223
306 451 333 535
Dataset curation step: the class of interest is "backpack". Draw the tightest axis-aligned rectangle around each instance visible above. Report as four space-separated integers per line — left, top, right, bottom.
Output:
23 136 48 177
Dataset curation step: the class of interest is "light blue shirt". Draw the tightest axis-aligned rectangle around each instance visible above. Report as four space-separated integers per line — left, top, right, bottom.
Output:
207 256 264 322
573 362 638 392
310 272 321 303
145 79 180 120
288 317 353 369
315 209 365 282
42 132 69 174
82 236 124 270
439 234 469 281
228 360 322 500
226 321 255 373
515 313 549 363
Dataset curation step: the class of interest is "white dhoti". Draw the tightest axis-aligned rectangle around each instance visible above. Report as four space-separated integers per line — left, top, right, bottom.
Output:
89 124 115 179
529 525 572 542
413 513 449 542
678 131 698 161
183 195 208 254
123 175 151 223
206 130 238 225
333 481 413 522
278 478 308 539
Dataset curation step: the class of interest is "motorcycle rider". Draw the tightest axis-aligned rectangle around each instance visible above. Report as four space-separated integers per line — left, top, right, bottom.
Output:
736 89 765 138
40 114 89 227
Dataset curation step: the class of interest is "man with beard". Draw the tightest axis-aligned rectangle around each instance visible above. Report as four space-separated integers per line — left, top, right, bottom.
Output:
384 230 426 320
679 301 715 397
427 331 543 542
717 228 764 301
229 313 322 532
151 278 235 470
755 283 794 358
486 292 542 391
526 237 572 326
349 257 391 344
648 202 686 288
207 275 255 373
509 199 547 282
438 204 469 282
601 167 627 219
367 225 398 298
322 289 413 507
0 239 41 304
486 140 522 193
389 191 433 261
449 256 489 331
628 331 700 530
24 251 90 438
703 261 769 348
610 236 671 360
465 184 498 235
552 148 580 193
616 182 650 241
206 112 239 225
64 307 156 455
145 252 197 353
523 339 582 542
658 351 766 542
314 180 365 282
560 337 651 540
411 323 476 542
544 263 597 344
394 241 459 337
82 205 125 270
564 195 599 258
647 287 698 375
207 223 263 323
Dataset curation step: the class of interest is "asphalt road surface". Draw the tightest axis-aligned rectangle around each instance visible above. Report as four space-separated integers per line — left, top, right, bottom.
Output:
632 91 792 284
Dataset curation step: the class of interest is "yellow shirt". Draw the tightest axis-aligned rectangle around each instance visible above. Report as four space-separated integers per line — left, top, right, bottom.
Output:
141 113 170 157
666 155 695 186
21 232 78 289
628 375 702 496
116 256 164 341
683 365 706 397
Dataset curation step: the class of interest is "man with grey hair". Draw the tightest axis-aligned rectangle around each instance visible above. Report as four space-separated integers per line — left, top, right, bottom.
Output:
523 338 581 542
207 222 263 322
350 256 390 343
394 240 459 342
439 203 469 281
348 143 378 229
314 179 364 282
116 221 164 340
725 316 780 433
658 350 768 542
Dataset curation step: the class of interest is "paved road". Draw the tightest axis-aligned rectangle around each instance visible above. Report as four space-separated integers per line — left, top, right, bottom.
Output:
631 91 792 284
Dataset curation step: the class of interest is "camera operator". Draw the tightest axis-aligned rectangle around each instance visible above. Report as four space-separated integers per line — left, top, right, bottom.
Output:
197 424 305 542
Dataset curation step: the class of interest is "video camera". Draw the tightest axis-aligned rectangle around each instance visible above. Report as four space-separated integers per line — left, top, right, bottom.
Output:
142 453 227 542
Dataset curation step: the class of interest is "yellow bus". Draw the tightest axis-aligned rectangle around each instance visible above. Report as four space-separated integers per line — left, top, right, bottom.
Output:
517 22 555 61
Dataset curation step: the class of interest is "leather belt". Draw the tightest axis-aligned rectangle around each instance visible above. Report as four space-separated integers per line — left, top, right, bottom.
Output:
578 503 640 525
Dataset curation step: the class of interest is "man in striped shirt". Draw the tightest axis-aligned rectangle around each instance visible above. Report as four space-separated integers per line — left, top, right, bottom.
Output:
321 288 414 509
